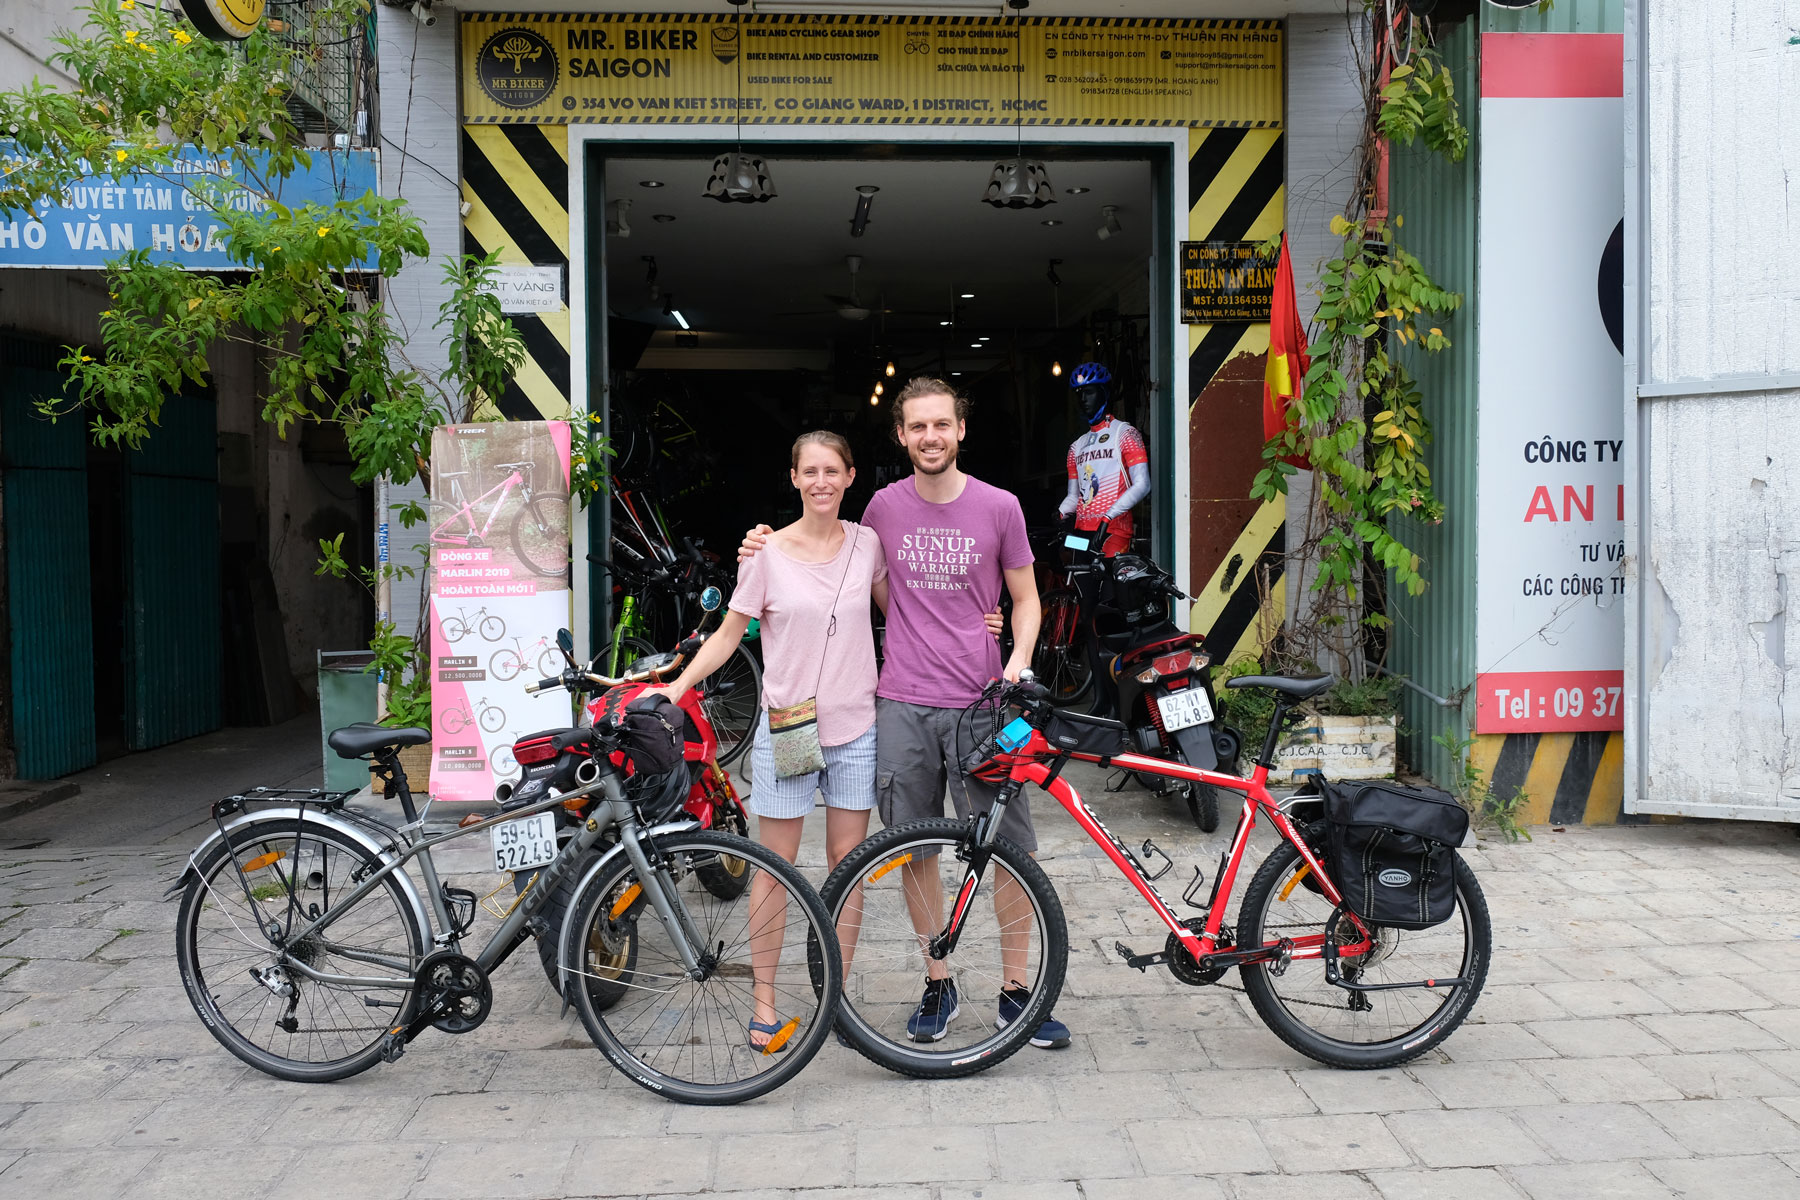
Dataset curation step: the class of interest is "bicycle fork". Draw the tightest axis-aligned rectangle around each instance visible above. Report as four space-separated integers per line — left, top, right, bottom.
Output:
925 778 1026 960
614 808 712 980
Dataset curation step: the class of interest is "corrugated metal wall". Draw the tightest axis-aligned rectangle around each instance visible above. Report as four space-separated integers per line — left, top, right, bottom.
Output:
123 394 221 750
1387 15 1481 787
1482 0 1624 34
0 350 98 779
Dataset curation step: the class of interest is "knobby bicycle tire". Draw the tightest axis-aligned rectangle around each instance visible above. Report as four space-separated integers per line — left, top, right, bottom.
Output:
1236 839 1491 1069
818 819 1068 1080
511 493 571 579
562 830 842 1104
176 818 426 1083
704 645 761 769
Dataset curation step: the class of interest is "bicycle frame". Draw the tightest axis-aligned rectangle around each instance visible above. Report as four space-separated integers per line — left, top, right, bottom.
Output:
431 468 525 545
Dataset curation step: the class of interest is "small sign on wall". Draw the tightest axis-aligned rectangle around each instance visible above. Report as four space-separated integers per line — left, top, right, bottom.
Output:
1181 240 1275 323
480 265 565 313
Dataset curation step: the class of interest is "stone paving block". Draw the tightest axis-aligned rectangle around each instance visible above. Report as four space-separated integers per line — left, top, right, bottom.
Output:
265 1142 435 1200
1413 1060 1559 1109
128 1147 302 1199
994 1119 1138 1181
116 1094 288 1148
855 1124 992 1185
300 1047 502 1096
1636 974 1773 1013
0 988 128 1033
1229 1173 1381 1200
713 1129 852 1191
1527 1055 1682 1104
941 1184 1081 1200
1079 1175 1227 1200
1471 984 1571 1023
1644 1153 1800 1199
1365 1166 1526 1200
1127 1117 1275 1175
0 1146 159 1199
924 1073 1061 1125
1049 1070 1183 1120
1505 1161 1677 1199
1635 1013 1787 1054
1254 1113 1412 1172
1536 979 1672 1018
1576 948 1677 980
1081 1029 1206 1073
0 901 114 930
1639 1097 1800 1156
400 1091 555 1141
81 956 179 989
270 1092 420 1142
1197 1032 1317 1071
0 1054 131 1100
414 1136 579 1199
0 1099 159 1149
1484 949 1574 985
92 985 200 1024
0 1019 135 1059
1743 1008 1800 1048
1292 1066 1439 1114
0 958 121 992
91 1020 223 1059
1641 1051 1798 1099
793 1080 932 1130
1512 1102 1688 1162
1525 1018 1670 1058
1438 1023 1557 1062
1175 1068 1316 1118
1738 969 1800 1006
1384 1109 1548 1168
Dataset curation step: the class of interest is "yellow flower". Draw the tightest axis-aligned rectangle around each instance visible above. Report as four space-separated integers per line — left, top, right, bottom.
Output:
123 29 138 41
80 354 94 362
120 0 134 8
173 30 191 45
271 245 281 251
317 226 331 237
115 149 128 162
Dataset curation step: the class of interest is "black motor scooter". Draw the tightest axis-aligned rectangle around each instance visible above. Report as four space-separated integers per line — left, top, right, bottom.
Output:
1064 526 1242 832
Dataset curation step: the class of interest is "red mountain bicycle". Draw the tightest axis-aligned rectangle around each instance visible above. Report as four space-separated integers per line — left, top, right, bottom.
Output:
818 672 1490 1077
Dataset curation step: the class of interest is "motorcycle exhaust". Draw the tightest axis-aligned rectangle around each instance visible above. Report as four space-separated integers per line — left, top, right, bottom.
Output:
493 782 514 804
574 759 601 786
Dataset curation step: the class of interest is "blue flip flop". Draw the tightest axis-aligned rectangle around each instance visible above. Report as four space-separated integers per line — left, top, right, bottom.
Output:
748 1019 791 1054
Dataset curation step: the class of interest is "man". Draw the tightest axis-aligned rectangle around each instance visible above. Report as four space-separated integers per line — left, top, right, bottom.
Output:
741 377 1070 1049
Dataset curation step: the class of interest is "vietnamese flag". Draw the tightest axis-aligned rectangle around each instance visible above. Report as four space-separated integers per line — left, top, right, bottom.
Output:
1264 233 1311 469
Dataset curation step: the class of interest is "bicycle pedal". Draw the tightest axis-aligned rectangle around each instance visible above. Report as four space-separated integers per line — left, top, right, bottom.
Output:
379 1028 407 1063
1269 937 1295 979
1113 941 1167 973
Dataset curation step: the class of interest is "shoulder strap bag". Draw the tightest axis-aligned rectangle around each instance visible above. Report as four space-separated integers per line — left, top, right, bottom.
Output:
767 527 861 779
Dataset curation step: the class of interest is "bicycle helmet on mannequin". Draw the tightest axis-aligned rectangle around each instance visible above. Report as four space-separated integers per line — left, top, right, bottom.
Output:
1069 362 1113 426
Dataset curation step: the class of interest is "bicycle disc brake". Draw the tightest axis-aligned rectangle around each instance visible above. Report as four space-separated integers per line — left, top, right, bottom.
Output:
415 951 493 1034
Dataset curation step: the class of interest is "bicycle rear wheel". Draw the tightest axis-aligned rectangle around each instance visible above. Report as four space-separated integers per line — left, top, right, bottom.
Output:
175 818 425 1082
700 644 761 768
562 830 841 1104
511 494 571 579
818 819 1067 1079
1033 589 1093 706
1236 839 1491 1068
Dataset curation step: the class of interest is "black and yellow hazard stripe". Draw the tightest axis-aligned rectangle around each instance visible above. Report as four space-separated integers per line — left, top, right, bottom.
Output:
1185 126 1285 657
459 124 572 421
1471 732 1627 825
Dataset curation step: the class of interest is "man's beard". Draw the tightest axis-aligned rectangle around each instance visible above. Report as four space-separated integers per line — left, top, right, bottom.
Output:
909 439 959 476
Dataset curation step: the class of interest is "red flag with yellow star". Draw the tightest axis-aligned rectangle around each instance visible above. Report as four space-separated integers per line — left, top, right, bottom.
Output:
1264 234 1310 468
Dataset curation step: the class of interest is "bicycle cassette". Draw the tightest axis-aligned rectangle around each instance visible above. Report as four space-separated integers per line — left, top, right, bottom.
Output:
415 950 493 1034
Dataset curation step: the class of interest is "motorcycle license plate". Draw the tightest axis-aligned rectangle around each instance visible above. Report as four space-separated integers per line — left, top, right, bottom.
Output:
1155 687 1214 732
491 812 557 874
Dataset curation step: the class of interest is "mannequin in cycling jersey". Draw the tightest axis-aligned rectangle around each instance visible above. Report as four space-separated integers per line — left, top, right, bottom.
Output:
1058 362 1150 556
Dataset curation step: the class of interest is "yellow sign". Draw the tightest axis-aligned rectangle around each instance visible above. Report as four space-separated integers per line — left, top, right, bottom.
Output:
178 0 265 42
462 14 1281 127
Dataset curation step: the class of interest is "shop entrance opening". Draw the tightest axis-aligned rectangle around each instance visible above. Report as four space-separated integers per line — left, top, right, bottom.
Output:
597 147 1163 584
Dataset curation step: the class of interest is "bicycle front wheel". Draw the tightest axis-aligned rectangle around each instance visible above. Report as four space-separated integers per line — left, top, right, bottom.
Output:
1033 589 1093 706
489 650 523 681
175 818 426 1082
818 819 1068 1079
700 644 761 768
1236 839 1491 1069
511 493 571 578
561 830 841 1105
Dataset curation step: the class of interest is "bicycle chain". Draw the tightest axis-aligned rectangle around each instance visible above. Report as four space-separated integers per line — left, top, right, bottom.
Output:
1194 922 1367 1011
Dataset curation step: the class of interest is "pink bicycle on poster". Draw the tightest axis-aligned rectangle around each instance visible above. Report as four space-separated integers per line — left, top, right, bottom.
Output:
428 459 569 578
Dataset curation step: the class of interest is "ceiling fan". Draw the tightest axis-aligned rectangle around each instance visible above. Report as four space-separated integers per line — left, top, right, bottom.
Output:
776 255 872 321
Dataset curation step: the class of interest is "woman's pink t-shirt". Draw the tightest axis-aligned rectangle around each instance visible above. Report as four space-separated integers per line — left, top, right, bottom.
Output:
728 521 886 747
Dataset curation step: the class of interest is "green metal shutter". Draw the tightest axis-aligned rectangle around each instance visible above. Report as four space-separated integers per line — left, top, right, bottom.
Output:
1 359 98 779
123 393 221 750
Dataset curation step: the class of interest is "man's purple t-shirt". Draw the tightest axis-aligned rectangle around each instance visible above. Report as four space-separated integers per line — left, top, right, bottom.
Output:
861 475 1033 707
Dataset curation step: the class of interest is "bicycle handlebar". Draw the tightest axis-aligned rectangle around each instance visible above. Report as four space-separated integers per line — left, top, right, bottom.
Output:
522 633 709 696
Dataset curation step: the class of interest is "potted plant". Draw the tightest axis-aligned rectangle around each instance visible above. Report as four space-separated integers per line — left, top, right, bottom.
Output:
1216 660 1400 786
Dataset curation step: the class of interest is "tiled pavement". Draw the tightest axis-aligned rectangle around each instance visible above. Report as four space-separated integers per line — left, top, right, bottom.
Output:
3 766 1800 1199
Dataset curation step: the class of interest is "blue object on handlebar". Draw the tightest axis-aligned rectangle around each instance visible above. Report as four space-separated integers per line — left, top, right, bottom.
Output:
1063 533 1092 551
997 716 1034 752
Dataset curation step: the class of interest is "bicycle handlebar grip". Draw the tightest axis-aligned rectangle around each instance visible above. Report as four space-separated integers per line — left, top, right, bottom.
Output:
525 676 561 694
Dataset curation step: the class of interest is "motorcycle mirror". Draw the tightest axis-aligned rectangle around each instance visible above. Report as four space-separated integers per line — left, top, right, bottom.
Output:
556 628 575 661
699 585 722 613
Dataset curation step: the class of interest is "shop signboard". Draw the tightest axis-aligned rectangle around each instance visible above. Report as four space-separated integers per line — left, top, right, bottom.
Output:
1474 34 1625 734
1181 240 1274 323
0 143 378 271
428 421 573 802
462 14 1281 127
480 264 565 313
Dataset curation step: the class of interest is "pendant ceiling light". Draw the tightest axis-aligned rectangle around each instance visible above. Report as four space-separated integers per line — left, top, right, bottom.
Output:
983 2 1053 210
704 1 776 204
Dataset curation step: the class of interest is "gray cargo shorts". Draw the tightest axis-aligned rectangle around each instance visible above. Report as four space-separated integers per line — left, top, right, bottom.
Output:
875 697 1038 854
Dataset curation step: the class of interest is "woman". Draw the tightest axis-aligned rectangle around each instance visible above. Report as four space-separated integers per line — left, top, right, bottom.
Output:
651 430 886 1051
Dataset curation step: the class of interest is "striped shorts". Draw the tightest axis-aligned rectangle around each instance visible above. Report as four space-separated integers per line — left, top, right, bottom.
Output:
745 711 878 820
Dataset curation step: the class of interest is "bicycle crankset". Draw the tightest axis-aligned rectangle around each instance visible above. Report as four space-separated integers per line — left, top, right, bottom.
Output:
1166 918 1231 986
415 951 493 1034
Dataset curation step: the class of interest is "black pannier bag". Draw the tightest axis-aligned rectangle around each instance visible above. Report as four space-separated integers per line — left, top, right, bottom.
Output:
1323 777 1469 931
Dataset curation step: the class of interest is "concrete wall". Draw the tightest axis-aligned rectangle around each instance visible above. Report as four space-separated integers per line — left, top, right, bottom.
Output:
1627 0 1800 819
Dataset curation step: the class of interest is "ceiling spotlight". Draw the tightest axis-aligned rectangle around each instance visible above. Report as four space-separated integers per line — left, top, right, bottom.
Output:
869 394 880 406
960 292 975 299
874 381 884 396
884 361 895 376
1052 360 1063 377
639 180 665 189
970 342 982 348
652 214 676 224
704 151 777 204
1041 219 1063 227
1066 186 1090 195
409 1 436 28
849 186 876 238
939 320 952 327
1098 204 1123 241
982 157 1056 209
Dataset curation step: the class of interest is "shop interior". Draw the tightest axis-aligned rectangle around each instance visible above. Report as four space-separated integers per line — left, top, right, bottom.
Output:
598 147 1161 562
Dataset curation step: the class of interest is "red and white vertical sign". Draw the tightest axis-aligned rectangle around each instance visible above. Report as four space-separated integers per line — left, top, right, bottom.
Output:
1475 34 1626 734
